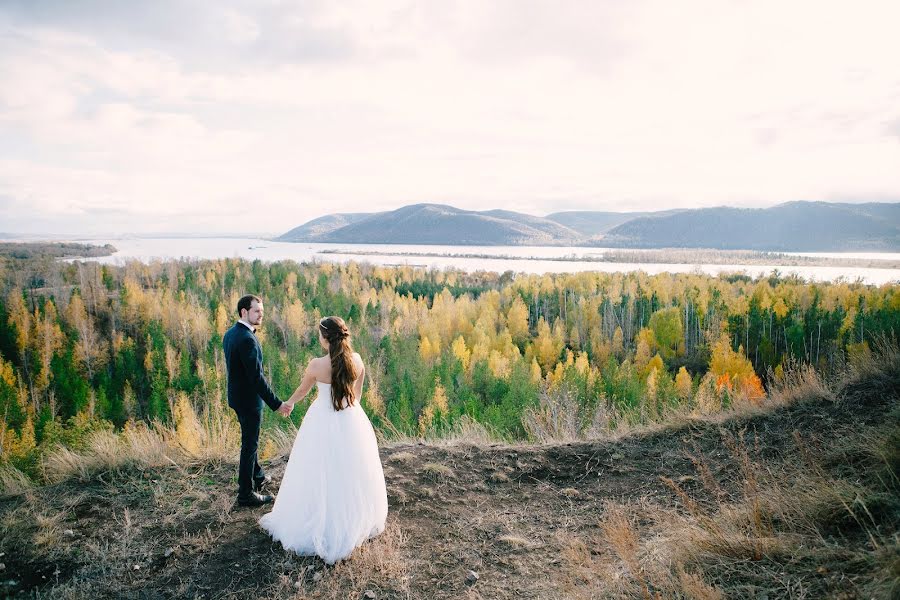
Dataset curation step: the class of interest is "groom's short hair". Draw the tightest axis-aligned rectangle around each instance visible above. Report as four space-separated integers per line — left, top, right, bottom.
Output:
237 294 262 317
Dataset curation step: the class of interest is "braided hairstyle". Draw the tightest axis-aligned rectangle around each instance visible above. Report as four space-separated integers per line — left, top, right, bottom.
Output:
318 316 358 411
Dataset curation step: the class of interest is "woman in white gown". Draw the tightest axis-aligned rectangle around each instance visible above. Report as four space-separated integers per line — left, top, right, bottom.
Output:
259 316 388 564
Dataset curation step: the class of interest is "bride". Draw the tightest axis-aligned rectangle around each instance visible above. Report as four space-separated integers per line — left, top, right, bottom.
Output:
259 316 388 564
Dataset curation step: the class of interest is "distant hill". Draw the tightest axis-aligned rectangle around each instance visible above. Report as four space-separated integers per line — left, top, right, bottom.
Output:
278 201 900 251
278 204 582 245
278 213 374 242
545 209 685 236
601 201 900 251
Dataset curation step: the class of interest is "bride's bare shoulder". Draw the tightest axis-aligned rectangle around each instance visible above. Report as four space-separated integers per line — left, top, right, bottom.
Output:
306 355 329 373
352 352 365 369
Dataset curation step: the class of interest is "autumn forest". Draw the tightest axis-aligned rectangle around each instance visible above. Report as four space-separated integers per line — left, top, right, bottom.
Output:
1 255 897 480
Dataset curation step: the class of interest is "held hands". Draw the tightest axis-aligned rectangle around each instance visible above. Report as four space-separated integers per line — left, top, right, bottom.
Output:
277 402 294 417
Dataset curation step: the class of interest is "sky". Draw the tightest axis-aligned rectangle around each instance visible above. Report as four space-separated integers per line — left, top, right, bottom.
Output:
1 0 899 236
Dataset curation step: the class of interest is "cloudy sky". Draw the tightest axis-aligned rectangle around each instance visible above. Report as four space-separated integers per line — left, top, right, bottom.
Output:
2 0 899 235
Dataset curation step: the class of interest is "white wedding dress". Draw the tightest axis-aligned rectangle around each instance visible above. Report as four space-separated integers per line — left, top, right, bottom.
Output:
259 381 388 564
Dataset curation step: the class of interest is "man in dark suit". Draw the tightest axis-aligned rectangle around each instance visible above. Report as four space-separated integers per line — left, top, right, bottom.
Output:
223 294 293 507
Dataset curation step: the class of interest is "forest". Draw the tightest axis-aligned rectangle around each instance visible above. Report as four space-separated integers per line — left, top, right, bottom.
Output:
1 253 897 479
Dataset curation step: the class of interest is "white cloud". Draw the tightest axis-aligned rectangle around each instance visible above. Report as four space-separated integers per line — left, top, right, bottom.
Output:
221 9 260 45
0 0 899 234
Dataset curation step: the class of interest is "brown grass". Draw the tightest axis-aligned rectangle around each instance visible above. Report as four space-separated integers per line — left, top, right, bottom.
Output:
0 463 32 496
599 504 652 599
523 385 614 443
33 400 289 487
267 521 412 600
765 359 835 406
421 462 455 482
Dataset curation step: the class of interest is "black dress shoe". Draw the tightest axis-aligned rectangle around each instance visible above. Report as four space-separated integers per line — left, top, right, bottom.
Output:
254 474 272 491
237 491 274 507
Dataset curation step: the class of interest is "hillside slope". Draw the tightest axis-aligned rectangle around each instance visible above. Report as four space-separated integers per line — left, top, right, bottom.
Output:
544 209 685 236
284 204 583 245
3 356 898 599
602 201 900 251
277 213 374 242
277 201 900 250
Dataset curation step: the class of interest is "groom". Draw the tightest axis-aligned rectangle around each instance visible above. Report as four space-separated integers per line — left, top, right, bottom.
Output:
223 294 293 507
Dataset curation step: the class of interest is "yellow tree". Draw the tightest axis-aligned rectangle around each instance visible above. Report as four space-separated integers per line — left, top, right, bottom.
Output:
533 317 563 372
5 288 33 399
529 358 543 384
419 335 440 363
611 326 624 358
418 379 449 435
505 296 530 346
6 288 31 357
0 356 16 389
33 301 64 397
708 334 765 405
144 334 156 376
675 367 693 401
282 299 309 342
589 328 611 368
164 342 180 384
121 276 148 330
648 307 683 360
284 271 298 299
634 332 653 373
644 353 664 379
5 413 36 462
645 366 659 414
488 350 511 379
574 352 590 377
451 335 471 371
65 292 108 380
214 304 229 338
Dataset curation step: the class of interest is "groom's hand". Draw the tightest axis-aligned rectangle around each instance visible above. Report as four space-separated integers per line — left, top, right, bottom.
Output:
277 402 293 417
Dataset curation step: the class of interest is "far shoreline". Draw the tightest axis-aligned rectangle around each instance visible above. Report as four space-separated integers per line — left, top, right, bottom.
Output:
317 247 900 270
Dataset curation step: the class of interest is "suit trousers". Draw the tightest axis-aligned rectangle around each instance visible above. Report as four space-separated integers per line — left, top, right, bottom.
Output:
233 406 266 499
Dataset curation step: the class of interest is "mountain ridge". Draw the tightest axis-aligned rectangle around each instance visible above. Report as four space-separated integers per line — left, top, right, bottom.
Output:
278 203 583 246
277 201 900 251
602 201 900 251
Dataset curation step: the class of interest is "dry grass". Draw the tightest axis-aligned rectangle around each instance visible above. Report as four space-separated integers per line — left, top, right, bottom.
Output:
35 400 297 486
523 385 614 443
765 359 835 406
488 470 509 483
432 415 502 446
599 428 899 598
386 451 416 464
496 534 533 549
261 521 411 600
577 342 900 599
0 463 32 496
598 505 654 599
421 462 455 482
264 422 300 458
41 427 171 483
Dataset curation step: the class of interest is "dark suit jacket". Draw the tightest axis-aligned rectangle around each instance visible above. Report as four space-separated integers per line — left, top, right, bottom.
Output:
223 322 282 412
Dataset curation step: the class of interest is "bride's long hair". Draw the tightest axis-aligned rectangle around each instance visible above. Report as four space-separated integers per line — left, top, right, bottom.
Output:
319 316 358 411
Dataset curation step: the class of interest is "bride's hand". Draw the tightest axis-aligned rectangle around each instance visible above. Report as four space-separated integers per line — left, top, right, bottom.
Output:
278 402 294 417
